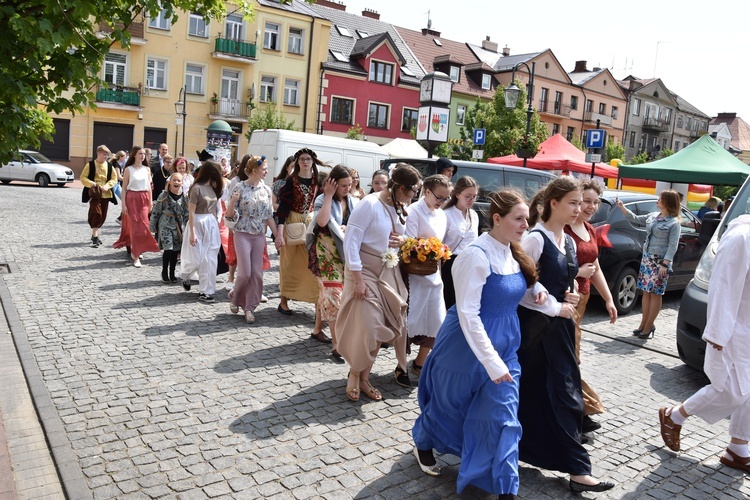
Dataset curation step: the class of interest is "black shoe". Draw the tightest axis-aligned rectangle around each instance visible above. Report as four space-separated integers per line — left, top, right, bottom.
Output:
162 272 170 283
394 367 411 387
638 326 656 339
182 280 191 291
498 495 518 500
199 293 216 303
90 236 99 247
331 350 345 364
581 435 590 444
632 328 643 336
94 236 102 246
413 448 440 476
277 304 294 315
582 415 602 433
569 479 615 493
170 276 179 283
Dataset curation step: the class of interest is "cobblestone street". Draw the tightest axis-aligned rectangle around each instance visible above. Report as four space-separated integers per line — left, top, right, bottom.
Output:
1 181 748 499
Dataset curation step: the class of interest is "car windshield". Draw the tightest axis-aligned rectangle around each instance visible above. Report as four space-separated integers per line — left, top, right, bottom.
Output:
23 151 52 163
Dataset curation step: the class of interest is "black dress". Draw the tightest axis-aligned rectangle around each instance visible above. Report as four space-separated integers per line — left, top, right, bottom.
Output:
518 231 591 475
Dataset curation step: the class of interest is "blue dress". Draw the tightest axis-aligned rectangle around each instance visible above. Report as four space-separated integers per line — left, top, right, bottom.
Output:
412 247 527 495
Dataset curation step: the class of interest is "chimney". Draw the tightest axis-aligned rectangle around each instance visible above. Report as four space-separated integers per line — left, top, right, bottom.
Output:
502 45 510 57
421 28 441 37
573 60 588 72
316 0 346 11
361 8 379 20
717 112 737 119
481 36 498 53
592 66 601 71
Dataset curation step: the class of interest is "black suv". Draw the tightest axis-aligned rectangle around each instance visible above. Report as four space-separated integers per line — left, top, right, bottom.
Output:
590 190 711 314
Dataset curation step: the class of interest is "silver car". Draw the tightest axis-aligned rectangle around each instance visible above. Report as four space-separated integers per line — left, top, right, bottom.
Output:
0 150 75 187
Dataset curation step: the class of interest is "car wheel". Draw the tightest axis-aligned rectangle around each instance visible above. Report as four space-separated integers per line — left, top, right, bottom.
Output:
36 173 50 187
613 266 639 315
0 180 10 184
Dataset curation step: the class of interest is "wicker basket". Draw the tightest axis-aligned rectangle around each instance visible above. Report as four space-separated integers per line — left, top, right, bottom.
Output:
402 258 439 276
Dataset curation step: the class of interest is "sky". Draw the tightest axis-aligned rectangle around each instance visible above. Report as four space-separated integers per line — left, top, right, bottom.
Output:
339 0 749 120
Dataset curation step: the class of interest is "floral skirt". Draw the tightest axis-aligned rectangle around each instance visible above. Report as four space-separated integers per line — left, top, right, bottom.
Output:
308 233 344 322
637 253 669 295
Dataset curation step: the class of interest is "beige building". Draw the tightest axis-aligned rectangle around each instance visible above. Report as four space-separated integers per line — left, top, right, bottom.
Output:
43 1 330 173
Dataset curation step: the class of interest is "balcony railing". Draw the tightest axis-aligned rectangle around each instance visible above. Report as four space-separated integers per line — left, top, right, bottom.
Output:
98 20 145 40
211 98 251 118
95 85 141 106
214 36 257 60
642 116 671 132
584 111 612 126
539 99 571 117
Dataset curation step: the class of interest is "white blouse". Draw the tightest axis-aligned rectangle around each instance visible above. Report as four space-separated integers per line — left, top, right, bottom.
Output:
443 206 479 254
344 193 405 272
126 165 150 192
404 198 447 241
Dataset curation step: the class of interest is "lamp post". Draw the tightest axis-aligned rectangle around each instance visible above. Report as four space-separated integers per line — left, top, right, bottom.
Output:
174 85 187 156
504 61 536 168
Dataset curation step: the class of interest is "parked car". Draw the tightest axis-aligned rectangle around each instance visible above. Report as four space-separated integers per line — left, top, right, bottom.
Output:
589 190 710 314
0 150 74 187
380 158 556 231
677 177 750 370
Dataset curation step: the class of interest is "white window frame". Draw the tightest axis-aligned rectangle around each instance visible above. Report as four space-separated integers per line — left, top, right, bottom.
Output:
288 27 304 55
225 14 243 40
369 60 393 85
368 102 390 129
104 52 127 86
221 69 240 100
260 75 277 103
633 98 641 116
283 79 300 106
149 6 171 31
188 13 208 38
481 74 491 90
264 22 281 50
330 96 354 125
146 57 168 90
456 105 466 126
185 63 205 95
449 66 460 83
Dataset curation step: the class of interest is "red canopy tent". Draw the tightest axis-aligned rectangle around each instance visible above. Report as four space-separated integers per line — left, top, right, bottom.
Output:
487 133 619 178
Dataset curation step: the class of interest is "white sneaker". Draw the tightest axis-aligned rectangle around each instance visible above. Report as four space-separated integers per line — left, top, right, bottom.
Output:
260 294 268 303
133 259 142 268
224 281 235 290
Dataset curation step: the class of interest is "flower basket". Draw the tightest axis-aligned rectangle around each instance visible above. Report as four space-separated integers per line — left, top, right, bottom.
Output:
516 148 536 159
403 258 439 276
399 236 451 276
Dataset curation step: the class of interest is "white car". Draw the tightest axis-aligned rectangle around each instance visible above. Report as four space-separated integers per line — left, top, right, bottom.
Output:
0 150 75 187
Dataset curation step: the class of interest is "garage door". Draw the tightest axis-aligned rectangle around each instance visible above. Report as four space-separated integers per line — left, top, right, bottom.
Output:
39 118 71 161
92 122 134 157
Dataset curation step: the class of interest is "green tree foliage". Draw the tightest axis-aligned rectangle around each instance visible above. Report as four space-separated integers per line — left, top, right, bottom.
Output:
244 105 295 138
570 135 586 152
659 148 675 158
346 124 364 141
0 0 304 163
628 151 650 164
605 141 625 162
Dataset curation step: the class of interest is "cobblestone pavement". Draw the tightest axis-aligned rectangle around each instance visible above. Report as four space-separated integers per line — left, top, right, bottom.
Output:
0 182 748 499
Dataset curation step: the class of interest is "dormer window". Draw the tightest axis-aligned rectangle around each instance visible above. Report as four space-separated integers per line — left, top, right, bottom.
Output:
370 61 394 85
449 66 460 83
481 73 491 90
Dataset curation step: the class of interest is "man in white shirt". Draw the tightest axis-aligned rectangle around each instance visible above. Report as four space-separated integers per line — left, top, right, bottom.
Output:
659 215 750 473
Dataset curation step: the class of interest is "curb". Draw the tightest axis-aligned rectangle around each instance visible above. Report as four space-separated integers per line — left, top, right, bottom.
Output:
583 325 680 359
0 261 93 500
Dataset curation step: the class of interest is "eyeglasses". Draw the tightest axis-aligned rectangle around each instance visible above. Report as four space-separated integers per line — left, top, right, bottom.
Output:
430 191 449 204
462 194 477 201
299 157 313 162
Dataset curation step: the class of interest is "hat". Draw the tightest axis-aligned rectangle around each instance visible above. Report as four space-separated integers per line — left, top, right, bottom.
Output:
196 149 213 162
435 157 457 177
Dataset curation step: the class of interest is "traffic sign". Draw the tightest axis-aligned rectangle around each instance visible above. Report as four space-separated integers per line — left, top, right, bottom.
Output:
585 129 606 149
473 128 486 145
585 153 602 163
472 149 483 159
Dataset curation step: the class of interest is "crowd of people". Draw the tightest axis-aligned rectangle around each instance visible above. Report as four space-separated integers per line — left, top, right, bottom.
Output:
80 145 748 499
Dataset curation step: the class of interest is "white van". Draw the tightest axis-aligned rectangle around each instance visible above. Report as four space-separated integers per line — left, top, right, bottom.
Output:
248 129 390 190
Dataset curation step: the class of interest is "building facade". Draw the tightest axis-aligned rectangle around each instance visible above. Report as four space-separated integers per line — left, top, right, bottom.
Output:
671 93 710 152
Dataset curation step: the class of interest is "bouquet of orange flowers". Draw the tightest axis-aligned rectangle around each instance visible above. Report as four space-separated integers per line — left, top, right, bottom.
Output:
399 236 452 275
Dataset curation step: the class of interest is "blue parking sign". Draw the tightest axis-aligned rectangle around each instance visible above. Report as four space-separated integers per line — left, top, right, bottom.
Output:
473 128 486 145
585 129 606 149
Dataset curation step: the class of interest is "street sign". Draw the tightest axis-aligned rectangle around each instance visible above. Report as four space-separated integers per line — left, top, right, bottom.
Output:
585 153 602 163
472 149 483 160
585 129 606 149
473 128 486 145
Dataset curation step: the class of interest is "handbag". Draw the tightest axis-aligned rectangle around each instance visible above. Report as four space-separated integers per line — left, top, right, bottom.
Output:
518 231 577 353
284 222 307 246
224 214 238 230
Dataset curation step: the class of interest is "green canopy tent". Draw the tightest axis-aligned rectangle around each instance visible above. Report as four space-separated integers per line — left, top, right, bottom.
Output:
618 135 750 186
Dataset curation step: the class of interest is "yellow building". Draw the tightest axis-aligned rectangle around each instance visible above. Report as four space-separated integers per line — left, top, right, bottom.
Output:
44 1 330 173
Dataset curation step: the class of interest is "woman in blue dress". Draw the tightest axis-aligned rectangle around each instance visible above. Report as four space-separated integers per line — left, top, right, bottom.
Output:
412 189 543 499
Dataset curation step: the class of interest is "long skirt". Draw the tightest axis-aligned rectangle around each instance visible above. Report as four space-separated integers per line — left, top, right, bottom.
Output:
308 233 344 323
180 214 221 295
279 211 318 303
229 232 266 313
337 246 408 373
113 191 159 258
407 271 446 339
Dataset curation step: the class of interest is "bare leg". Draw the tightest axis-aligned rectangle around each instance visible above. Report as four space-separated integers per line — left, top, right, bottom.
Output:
314 304 326 334
414 346 431 368
228 264 236 283
642 293 663 331
638 292 651 331
329 319 337 350
280 295 290 310
346 369 360 401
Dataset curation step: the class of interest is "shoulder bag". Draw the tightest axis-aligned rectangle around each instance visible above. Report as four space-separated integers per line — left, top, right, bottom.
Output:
284 183 317 246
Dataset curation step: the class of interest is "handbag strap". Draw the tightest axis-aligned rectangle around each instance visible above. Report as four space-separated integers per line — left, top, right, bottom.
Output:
563 234 576 292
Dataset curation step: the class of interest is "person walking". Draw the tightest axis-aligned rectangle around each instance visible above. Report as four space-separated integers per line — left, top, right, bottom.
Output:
150 143 170 201
412 190 539 499
615 190 681 339
150 173 188 283
80 145 118 247
657 215 750 473
441 176 479 309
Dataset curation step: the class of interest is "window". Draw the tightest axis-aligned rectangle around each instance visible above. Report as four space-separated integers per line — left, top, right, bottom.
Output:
288 27 304 54
570 95 578 110
283 79 300 106
449 66 460 83
481 74 491 90
633 98 641 115
188 13 208 37
554 91 562 114
675 141 680 151
677 115 683 128
369 61 393 85
336 25 352 37
331 51 348 62
185 64 205 94
552 123 559 135
585 99 593 112
330 97 354 124
662 138 668 149
149 7 171 30
566 126 575 141
401 108 418 132
356 30 369 38
221 69 239 100
259 75 276 103
629 131 636 147
146 57 167 90
264 22 280 50
225 14 243 40
685 117 692 130
368 103 389 129
644 103 651 119
104 53 126 86
611 106 619 119
663 108 672 123
598 102 606 115
456 105 466 126
539 87 548 112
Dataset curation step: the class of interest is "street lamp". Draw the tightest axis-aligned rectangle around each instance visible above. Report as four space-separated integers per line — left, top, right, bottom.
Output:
174 85 187 156
504 61 536 167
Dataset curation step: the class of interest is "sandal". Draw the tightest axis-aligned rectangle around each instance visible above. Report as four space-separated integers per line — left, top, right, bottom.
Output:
720 448 750 473
394 366 411 388
658 407 681 452
360 380 383 401
412 360 422 377
346 371 360 402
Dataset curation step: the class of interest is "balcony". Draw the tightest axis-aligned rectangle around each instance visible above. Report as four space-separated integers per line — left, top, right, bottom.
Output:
210 98 252 120
97 20 146 45
213 36 257 63
642 116 671 132
95 85 141 109
539 99 571 117
584 111 612 127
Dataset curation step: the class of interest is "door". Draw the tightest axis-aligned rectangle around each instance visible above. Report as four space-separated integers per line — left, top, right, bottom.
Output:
93 122 134 158
14 152 35 181
672 208 703 286
39 118 71 161
144 127 167 152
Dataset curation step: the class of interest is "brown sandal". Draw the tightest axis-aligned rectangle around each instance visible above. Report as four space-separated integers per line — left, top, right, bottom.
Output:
346 372 360 402
719 448 750 473
659 407 682 451
360 380 383 401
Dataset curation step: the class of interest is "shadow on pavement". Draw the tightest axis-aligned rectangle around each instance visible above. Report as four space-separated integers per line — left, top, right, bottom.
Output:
31 242 88 250
214 338 338 372
645 362 709 401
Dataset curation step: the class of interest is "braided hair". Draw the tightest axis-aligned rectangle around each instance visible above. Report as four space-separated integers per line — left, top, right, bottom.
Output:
387 163 421 224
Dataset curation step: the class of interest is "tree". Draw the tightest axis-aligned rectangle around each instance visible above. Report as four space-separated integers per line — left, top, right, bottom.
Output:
346 124 364 141
570 135 586 152
629 151 649 164
0 0 306 163
244 105 295 138
605 141 625 162
659 148 675 159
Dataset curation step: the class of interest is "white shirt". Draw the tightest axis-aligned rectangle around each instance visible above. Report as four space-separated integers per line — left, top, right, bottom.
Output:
181 173 194 195
453 233 544 381
126 165 150 191
405 198 447 241
344 193 405 271
443 206 479 254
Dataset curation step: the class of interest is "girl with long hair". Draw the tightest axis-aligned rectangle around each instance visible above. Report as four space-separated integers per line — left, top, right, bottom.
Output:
348 167 366 199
